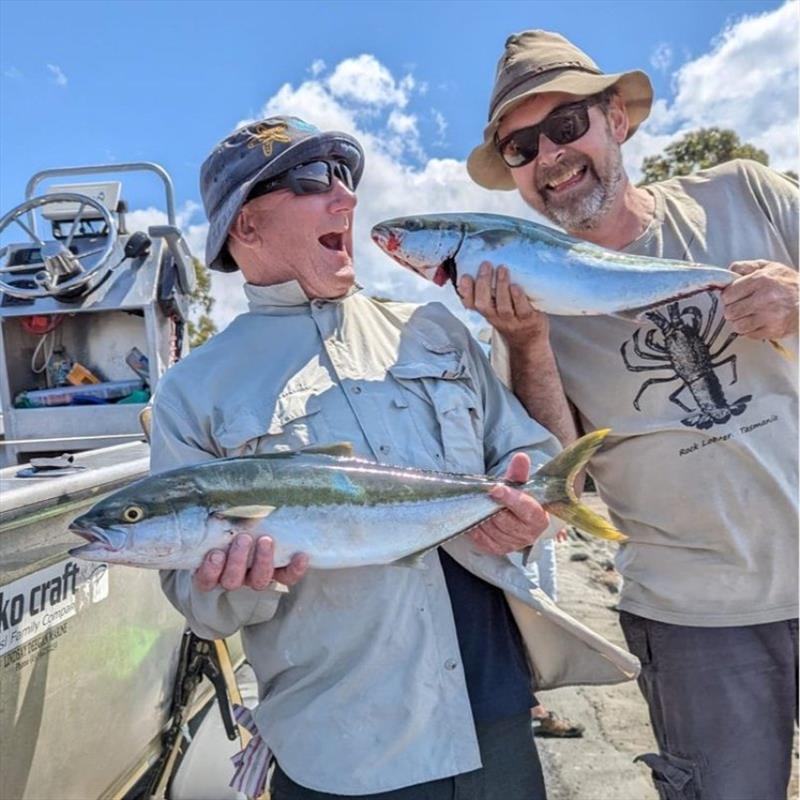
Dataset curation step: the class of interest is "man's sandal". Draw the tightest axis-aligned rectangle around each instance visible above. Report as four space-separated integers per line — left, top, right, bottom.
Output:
532 711 585 738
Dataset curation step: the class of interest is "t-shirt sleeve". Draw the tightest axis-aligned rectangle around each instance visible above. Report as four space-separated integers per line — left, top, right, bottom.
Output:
738 160 799 269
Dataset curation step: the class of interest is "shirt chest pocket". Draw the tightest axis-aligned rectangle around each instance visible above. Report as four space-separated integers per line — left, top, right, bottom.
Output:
214 389 329 456
389 347 484 473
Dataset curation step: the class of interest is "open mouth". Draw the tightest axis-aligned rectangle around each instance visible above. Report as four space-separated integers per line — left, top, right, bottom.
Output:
69 522 126 552
318 231 346 252
544 165 588 194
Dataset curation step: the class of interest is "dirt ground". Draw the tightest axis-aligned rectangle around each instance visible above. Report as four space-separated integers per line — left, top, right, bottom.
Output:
534 494 798 800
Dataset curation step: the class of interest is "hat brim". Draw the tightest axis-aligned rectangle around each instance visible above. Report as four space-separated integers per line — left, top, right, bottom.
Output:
206 131 364 272
467 69 652 191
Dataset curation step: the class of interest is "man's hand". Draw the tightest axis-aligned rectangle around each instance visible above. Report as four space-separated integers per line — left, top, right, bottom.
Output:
459 262 548 347
470 452 549 555
193 533 309 592
722 260 799 340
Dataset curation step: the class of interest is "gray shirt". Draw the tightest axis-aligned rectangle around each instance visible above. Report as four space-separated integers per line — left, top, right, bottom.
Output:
151 281 638 794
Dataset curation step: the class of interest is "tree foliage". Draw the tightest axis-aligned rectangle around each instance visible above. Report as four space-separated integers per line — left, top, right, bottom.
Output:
186 257 218 348
639 127 770 185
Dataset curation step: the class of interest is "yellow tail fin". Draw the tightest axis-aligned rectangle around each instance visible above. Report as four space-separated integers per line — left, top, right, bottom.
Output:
531 429 628 543
769 339 795 361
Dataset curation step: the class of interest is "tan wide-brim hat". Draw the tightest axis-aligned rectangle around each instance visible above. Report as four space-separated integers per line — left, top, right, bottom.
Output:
467 30 653 190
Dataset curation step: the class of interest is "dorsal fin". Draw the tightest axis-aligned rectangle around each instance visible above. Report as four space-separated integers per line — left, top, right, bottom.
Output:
300 442 354 458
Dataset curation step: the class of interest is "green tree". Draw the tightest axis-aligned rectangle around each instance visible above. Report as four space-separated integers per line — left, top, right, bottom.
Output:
639 127 769 185
187 257 218 348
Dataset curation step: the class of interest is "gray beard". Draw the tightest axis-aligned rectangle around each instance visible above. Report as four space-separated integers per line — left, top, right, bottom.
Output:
540 147 625 233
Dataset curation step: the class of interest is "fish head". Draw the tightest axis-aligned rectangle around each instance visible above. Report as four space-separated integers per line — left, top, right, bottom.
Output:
69 478 227 569
371 215 466 287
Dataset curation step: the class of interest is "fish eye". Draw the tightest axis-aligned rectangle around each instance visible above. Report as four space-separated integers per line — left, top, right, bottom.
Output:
122 505 145 523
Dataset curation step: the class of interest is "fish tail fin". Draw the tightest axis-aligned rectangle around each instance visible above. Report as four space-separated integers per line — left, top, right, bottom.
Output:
528 429 627 543
768 339 795 361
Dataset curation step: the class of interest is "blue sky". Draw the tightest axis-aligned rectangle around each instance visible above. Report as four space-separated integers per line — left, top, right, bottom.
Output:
1 0 797 324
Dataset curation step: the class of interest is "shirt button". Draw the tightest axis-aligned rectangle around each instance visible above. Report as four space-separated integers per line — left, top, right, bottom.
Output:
379 444 390 454
444 658 458 671
352 386 362 394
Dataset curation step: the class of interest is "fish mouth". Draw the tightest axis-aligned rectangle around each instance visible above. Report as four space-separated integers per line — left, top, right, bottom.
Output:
69 521 127 556
371 225 434 279
371 222 464 290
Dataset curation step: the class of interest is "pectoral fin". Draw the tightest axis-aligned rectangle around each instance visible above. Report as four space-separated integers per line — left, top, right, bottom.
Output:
301 442 355 457
393 552 429 569
220 505 276 520
611 305 659 322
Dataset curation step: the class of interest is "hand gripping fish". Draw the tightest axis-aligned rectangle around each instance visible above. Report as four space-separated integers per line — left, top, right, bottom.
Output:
69 432 625 571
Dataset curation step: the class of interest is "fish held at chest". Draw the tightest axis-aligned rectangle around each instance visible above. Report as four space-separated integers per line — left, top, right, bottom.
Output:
68 433 625 571
370 212 737 318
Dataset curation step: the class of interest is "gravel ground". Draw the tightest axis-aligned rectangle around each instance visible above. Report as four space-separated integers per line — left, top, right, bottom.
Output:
534 494 798 800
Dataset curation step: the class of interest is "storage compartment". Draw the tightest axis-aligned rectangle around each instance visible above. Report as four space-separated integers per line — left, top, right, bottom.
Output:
2 311 150 400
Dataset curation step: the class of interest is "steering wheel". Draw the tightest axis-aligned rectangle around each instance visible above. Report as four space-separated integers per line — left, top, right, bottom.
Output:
0 192 118 299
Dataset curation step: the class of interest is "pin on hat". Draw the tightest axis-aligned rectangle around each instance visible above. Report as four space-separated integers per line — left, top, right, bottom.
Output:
200 116 364 271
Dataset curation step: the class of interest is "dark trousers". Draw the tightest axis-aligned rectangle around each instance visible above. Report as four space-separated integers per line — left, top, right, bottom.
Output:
270 712 546 800
620 611 798 800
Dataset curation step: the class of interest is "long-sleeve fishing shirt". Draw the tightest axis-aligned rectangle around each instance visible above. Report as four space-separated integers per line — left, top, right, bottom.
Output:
150 280 638 795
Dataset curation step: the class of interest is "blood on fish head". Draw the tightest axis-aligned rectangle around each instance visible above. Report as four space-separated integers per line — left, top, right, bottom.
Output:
370 225 401 253
371 216 464 286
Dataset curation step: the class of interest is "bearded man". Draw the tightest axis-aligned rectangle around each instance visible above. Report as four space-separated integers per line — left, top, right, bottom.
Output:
464 29 798 800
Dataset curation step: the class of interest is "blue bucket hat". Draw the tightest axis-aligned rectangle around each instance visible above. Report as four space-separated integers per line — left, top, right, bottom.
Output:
200 116 365 272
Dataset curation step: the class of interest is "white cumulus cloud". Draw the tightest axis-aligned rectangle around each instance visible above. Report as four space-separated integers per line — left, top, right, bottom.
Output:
46 63 67 87
327 54 413 107
649 43 673 73
629 0 799 179
431 109 448 144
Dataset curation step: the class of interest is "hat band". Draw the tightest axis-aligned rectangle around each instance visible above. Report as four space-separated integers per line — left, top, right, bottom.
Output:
489 63 602 121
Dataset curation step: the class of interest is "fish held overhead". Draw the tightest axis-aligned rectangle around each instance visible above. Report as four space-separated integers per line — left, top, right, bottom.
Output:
370 212 738 319
68 432 625 571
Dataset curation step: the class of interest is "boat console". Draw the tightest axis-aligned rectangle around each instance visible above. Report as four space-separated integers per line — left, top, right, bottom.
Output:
0 163 194 466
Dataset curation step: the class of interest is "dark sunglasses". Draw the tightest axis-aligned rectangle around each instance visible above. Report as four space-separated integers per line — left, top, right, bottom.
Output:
494 97 601 168
247 159 355 202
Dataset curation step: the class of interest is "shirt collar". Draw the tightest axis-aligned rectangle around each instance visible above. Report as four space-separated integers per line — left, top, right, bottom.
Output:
244 280 362 312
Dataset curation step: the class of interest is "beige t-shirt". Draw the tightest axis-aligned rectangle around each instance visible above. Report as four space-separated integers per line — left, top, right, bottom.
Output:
499 160 799 626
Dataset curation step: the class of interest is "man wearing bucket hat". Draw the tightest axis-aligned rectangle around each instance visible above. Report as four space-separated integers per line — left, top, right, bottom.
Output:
465 30 798 800
148 114 641 799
